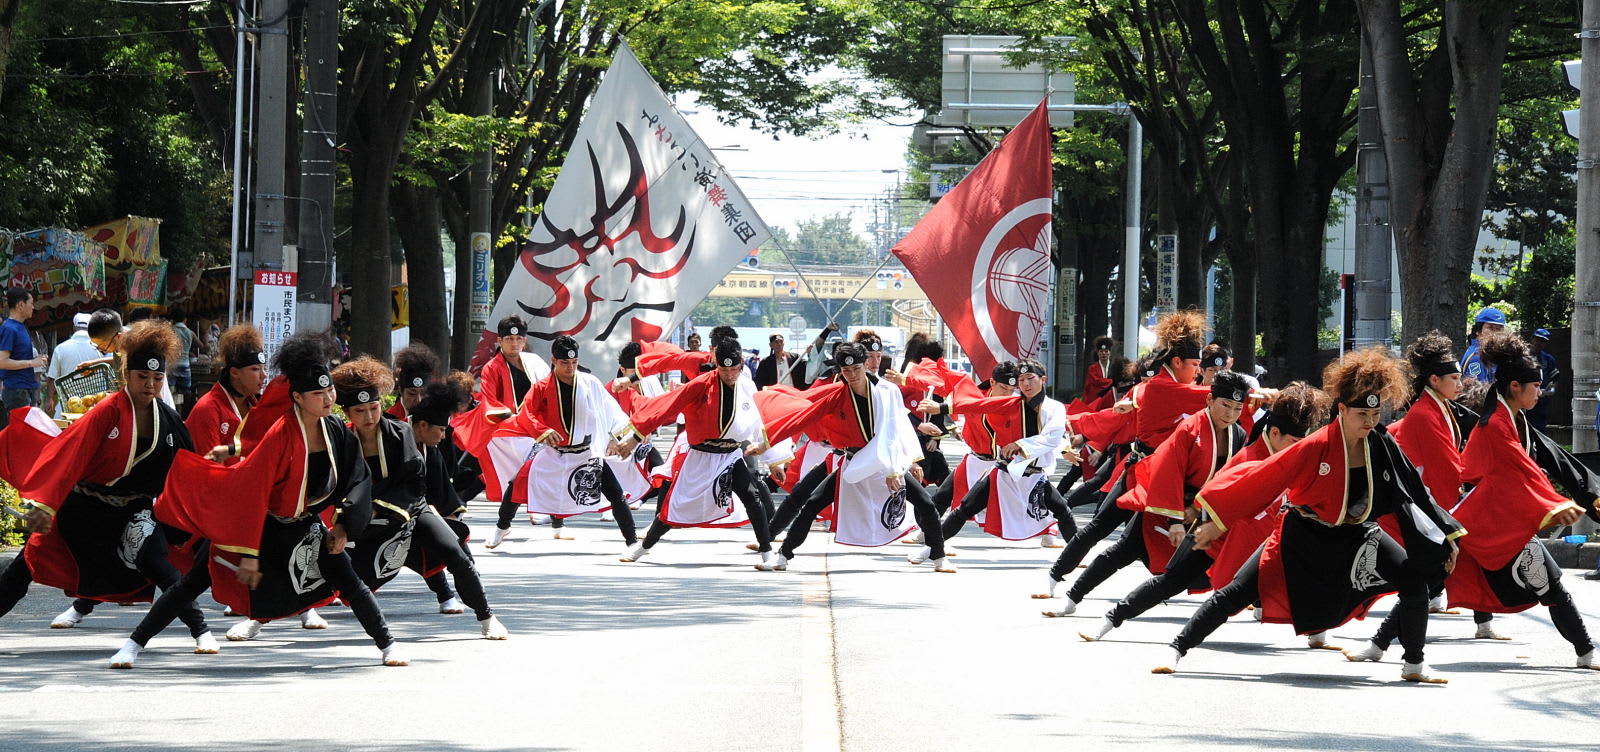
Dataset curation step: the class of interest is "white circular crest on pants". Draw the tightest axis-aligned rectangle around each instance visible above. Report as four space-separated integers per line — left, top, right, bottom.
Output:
971 197 1053 366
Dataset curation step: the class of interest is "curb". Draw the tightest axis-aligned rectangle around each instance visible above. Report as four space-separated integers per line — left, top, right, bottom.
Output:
1545 540 1600 571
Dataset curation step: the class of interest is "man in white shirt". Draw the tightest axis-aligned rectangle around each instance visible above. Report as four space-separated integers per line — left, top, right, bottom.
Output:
44 312 100 416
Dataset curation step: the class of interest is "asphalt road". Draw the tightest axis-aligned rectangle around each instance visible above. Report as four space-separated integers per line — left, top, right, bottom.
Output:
1 491 1598 750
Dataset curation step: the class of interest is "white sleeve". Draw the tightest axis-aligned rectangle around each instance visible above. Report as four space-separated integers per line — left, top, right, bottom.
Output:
1013 398 1067 469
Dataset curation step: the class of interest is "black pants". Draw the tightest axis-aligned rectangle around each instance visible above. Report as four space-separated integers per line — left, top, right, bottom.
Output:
1171 537 1429 665
940 472 1077 541
1048 473 1134 581
497 464 638 543
1372 577 1594 656
769 461 833 534
1054 462 1087 500
779 470 945 560
0 529 209 637
1066 513 1153 603
920 444 950 487
641 457 773 552
929 474 956 516
1106 541 1215 627
410 513 493 621
131 541 394 650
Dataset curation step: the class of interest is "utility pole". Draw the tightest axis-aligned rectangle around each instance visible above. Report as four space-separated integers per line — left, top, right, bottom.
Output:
1121 115 1144 361
1351 34 1394 352
1574 0 1600 453
251 0 290 274
297 0 337 331
467 59 494 344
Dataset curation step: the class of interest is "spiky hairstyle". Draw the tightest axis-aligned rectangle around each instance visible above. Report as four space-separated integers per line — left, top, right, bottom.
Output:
1153 309 1207 350
446 368 476 395
332 355 395 396
1269 380 1332 433
1322 346 1411 407
1477 330 1536 378
121 320 180 370
272 331 338 382
216 323 264 371
393 343 440 381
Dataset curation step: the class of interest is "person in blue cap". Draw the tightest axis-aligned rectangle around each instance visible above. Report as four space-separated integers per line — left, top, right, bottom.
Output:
1459 307 1506 381
1528 328 1560 431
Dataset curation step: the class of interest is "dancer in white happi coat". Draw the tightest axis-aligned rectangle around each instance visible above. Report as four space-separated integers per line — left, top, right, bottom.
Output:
484 336 638 549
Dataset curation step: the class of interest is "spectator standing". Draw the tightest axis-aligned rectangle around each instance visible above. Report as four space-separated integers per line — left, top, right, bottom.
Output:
43 312 100 417
0 288 48 429
1459 306 1506 382
755 333 806 389
1527 327 1561 431
172 318 196 416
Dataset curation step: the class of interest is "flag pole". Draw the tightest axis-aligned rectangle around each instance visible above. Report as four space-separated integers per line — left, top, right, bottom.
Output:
778 254 897 382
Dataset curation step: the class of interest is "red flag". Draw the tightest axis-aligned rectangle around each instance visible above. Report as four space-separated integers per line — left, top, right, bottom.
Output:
892 100 1053 377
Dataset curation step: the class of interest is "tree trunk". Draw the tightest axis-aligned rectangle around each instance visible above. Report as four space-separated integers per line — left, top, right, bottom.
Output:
393 181 450 361
442 185 471 371
1228 244 1258 377
349 154 395 362
1360 0 1515 344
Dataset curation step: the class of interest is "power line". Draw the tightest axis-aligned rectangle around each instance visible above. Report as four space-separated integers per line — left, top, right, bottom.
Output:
16 23 232 43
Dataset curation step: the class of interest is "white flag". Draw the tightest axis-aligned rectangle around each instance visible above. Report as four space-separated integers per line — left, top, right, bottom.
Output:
474 41 770 372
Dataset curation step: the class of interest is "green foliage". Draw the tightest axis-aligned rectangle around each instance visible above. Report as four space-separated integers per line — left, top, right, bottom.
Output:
0 0 227 266
0 480 22 548
761 213 872 268
1469 231 1573 331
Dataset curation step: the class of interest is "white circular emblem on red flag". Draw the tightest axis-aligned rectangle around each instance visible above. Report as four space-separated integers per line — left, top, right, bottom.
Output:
972 198 1053 366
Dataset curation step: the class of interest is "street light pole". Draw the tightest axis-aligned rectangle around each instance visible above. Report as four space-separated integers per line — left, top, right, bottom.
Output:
1576 0 1600 453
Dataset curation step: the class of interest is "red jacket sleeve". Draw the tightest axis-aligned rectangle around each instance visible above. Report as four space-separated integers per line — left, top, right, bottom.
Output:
766 383 845 446
637 342 711 378
1194 428 1318 532
627 373 712 438
1119 414 1200 519
18 400 122 512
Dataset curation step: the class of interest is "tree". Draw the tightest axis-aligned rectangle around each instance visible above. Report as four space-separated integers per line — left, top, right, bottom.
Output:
762 213 873 269
1357 0 1575 344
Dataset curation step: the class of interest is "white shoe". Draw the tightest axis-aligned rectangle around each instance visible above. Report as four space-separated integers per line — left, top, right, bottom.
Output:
1043 597 1079 618
530 513 552 525
600 510 614 522
932 557 957 573
381 643 409 666
479 615 509 640
1343 642 1385 662
1252 606 1264 622
901 530 925 545
50 606 87 629
300 609 328 630
226 620 263 641
1152 648 1182 674
487 526 510 549
1401 661 1447 684
1577 650 1600 670
552 527 574 540
620 542 649 563
1040 534 1063 548
628 500 643 511
1080 616 1115 642
755 551 778 571
1307 631 1332 649
1032 575 1063 600
907 546 931 565
222 605 237 617
109 639 142 669
768 552 789 571
438 597 466 615
1475 621 1512 640
194 631 220 654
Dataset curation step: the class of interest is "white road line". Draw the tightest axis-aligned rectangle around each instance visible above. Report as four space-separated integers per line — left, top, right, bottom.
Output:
800 550 843 752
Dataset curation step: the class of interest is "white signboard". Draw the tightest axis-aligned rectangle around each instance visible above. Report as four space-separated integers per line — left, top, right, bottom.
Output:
252 269 297 369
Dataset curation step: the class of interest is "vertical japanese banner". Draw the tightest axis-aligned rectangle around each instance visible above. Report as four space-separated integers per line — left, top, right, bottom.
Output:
473 40 771 372
469 232 492 332
252 270 298 370
1155 234 1178 316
